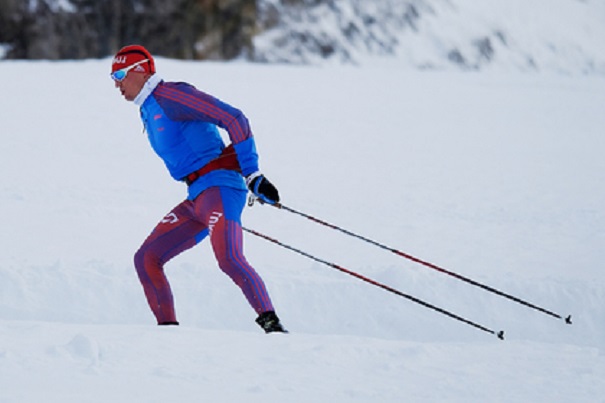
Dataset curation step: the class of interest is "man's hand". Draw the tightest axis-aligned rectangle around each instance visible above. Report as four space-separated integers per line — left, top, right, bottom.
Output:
246 172 280 204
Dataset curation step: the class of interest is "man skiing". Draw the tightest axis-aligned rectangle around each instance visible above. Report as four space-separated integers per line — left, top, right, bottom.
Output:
110 44 286 333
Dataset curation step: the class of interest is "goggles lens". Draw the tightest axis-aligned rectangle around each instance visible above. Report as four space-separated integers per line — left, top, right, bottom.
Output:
111 59 149 82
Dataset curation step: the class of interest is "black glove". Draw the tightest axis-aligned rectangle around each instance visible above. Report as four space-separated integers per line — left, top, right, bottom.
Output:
246 172 280 204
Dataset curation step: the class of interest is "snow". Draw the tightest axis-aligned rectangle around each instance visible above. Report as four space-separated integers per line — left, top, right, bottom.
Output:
1 57 604 401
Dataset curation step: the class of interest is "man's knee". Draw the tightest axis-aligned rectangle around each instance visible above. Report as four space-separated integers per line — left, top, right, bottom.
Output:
134 244 162 276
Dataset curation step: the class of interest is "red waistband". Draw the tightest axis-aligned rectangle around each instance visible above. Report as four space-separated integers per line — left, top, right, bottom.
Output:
182 144 241 186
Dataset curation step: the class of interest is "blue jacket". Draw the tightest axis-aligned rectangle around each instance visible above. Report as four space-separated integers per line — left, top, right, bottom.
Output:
134 75 258 200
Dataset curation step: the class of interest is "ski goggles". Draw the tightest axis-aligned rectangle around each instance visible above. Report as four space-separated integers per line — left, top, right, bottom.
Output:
111 59 149 82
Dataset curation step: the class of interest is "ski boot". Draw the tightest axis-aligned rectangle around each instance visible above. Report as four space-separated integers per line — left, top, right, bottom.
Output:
256 311 288 334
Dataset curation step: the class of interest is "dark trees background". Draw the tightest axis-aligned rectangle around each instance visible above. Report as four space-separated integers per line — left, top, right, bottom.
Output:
0 0 258 60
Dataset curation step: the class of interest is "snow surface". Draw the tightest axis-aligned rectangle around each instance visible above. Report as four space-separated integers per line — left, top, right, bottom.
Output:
0 59 604 401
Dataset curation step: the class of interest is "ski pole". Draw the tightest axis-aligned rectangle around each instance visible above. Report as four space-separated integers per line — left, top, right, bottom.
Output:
254 200 571 325
243 226 505 340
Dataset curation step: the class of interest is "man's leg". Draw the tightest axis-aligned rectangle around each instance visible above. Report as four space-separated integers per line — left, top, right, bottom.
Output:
134 200 205 324
193 187 275 315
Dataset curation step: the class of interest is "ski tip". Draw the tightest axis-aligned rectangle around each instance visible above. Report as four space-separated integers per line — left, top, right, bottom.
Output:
497 330 505 340
565 315 572 325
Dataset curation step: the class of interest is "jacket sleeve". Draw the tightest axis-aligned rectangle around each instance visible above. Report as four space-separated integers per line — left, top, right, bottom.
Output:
155 82 259 176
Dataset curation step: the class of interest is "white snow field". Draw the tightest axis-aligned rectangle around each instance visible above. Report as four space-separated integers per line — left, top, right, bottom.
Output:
0 57 604 402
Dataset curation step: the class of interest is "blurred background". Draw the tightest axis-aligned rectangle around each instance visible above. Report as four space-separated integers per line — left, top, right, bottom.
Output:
0 0 259 60
1 0 603 75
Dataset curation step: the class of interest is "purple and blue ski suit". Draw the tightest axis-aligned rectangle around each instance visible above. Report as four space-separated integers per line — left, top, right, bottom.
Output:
132 75 274 324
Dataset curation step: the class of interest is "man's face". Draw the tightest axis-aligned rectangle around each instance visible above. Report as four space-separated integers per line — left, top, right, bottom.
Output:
114 71 148 102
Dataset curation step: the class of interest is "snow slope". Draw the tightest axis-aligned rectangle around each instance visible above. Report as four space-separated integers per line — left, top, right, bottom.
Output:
0 59 604 401
255 0 605 75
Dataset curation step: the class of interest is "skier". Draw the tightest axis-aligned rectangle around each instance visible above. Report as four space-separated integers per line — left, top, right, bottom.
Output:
110 44 286 333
